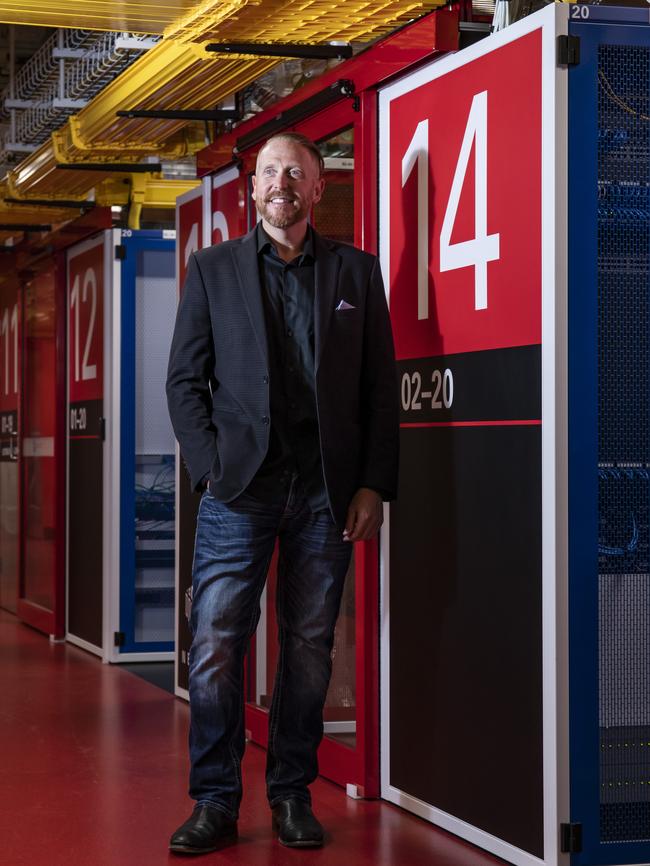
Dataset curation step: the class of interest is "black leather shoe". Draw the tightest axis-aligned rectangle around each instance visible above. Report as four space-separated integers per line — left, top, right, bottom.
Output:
169 805 238 855
271 798 324 848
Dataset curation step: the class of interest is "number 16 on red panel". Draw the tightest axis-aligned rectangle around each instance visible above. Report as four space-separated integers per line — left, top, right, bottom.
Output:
387 30 542 361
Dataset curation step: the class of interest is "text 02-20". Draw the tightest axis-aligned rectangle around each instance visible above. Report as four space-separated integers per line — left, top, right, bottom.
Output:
401 368 454 412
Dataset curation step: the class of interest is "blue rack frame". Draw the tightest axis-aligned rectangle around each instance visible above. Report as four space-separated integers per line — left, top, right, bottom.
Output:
119 230 176 655
569 13 650 866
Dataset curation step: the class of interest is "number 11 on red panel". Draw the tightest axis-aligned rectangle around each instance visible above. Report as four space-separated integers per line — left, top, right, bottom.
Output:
0 304 18 399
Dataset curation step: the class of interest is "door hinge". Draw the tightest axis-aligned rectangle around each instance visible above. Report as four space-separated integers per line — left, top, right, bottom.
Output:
114 244 126 260
560 822 583 854
557 35 580 67
99 416 106 441
114 631 125 647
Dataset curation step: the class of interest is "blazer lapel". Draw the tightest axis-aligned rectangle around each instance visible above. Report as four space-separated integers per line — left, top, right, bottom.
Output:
313 232 340 371
231 228 269 368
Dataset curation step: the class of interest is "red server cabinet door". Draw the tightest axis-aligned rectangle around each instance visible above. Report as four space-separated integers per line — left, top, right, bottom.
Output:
67 235 105 651
0 273 20 613
237 101 380 797
18 257 66 637
211 165 244 245
380 16 549 861
175 171 247 693
175 182 206 696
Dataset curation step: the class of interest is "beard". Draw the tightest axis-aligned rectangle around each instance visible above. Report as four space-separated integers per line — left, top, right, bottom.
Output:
255 193 309 228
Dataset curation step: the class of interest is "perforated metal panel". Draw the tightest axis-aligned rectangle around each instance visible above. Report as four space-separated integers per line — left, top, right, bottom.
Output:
313 179 354 245
598 42 650 844
133 248 176 644
135 248 177 456
119 235 176 655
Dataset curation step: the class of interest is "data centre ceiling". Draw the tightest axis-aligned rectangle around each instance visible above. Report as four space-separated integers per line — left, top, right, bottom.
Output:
0 1 198 34
0 0 450 234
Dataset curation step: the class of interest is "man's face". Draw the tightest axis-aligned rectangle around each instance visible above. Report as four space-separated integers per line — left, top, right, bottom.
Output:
252 138 325 229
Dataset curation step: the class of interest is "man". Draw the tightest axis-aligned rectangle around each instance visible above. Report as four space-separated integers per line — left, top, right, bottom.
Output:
166 132 398 854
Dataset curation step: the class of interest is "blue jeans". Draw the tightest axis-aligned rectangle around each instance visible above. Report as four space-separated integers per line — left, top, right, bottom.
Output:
188 477 352 820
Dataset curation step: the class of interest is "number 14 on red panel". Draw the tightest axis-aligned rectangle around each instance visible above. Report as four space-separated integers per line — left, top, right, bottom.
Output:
388 30 542 360
403 90 499 318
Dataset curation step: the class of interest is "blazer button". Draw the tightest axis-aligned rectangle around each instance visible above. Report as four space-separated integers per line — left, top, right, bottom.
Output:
262 375 269 384
261 416 270 424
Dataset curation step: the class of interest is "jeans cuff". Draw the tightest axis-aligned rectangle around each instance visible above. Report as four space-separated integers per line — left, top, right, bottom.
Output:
268 792 311 808
195 799 238 821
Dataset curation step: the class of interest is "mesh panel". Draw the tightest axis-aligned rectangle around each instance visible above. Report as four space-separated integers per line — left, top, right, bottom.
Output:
134 455 175 645
313 177 354 245
135 248 177 455
598 43 650 843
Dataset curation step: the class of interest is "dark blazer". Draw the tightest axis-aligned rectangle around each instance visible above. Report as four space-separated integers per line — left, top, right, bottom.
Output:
166 225 399 527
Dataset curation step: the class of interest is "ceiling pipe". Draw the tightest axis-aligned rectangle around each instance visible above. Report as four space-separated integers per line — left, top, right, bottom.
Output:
116 108 240 121
56 162 163 172
205 42 353 60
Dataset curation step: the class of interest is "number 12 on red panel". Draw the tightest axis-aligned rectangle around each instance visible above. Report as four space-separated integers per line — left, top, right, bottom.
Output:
68 241 104 404
386 29 542 361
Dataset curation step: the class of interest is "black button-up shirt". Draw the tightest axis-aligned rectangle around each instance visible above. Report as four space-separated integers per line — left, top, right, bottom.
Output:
245 223 328 511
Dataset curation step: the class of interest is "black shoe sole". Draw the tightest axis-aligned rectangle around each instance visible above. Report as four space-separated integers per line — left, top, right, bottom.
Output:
169 830 238 855
278 837 324 848
169 843 218 855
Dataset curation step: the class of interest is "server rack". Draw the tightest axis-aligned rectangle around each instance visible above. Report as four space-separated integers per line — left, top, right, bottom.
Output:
379 4 650 865
173 180 211 698
568 9 650 864
66 232 112 655
66 228 177 662
116 230 177 660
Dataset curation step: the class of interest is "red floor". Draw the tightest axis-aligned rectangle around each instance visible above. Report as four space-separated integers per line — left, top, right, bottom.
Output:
0 609 508 866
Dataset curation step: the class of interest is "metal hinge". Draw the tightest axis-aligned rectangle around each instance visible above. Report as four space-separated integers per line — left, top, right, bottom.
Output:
114 631 125 647
99 417 106 442
560 822 583 854
557 35 580 67
115 244 126 260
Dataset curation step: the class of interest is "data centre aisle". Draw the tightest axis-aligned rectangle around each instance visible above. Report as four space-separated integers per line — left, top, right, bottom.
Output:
0 609 507 866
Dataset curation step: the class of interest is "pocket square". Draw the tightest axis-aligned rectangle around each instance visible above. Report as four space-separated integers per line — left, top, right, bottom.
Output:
335 300 355 311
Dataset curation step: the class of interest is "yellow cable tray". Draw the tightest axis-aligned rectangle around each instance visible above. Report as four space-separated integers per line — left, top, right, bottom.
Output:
0 0 198 33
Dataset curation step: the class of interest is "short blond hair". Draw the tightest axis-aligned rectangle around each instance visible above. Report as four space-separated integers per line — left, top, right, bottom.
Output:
257 132 324 177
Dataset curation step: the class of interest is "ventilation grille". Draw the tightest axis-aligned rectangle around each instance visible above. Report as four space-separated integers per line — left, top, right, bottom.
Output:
597 42 650 844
